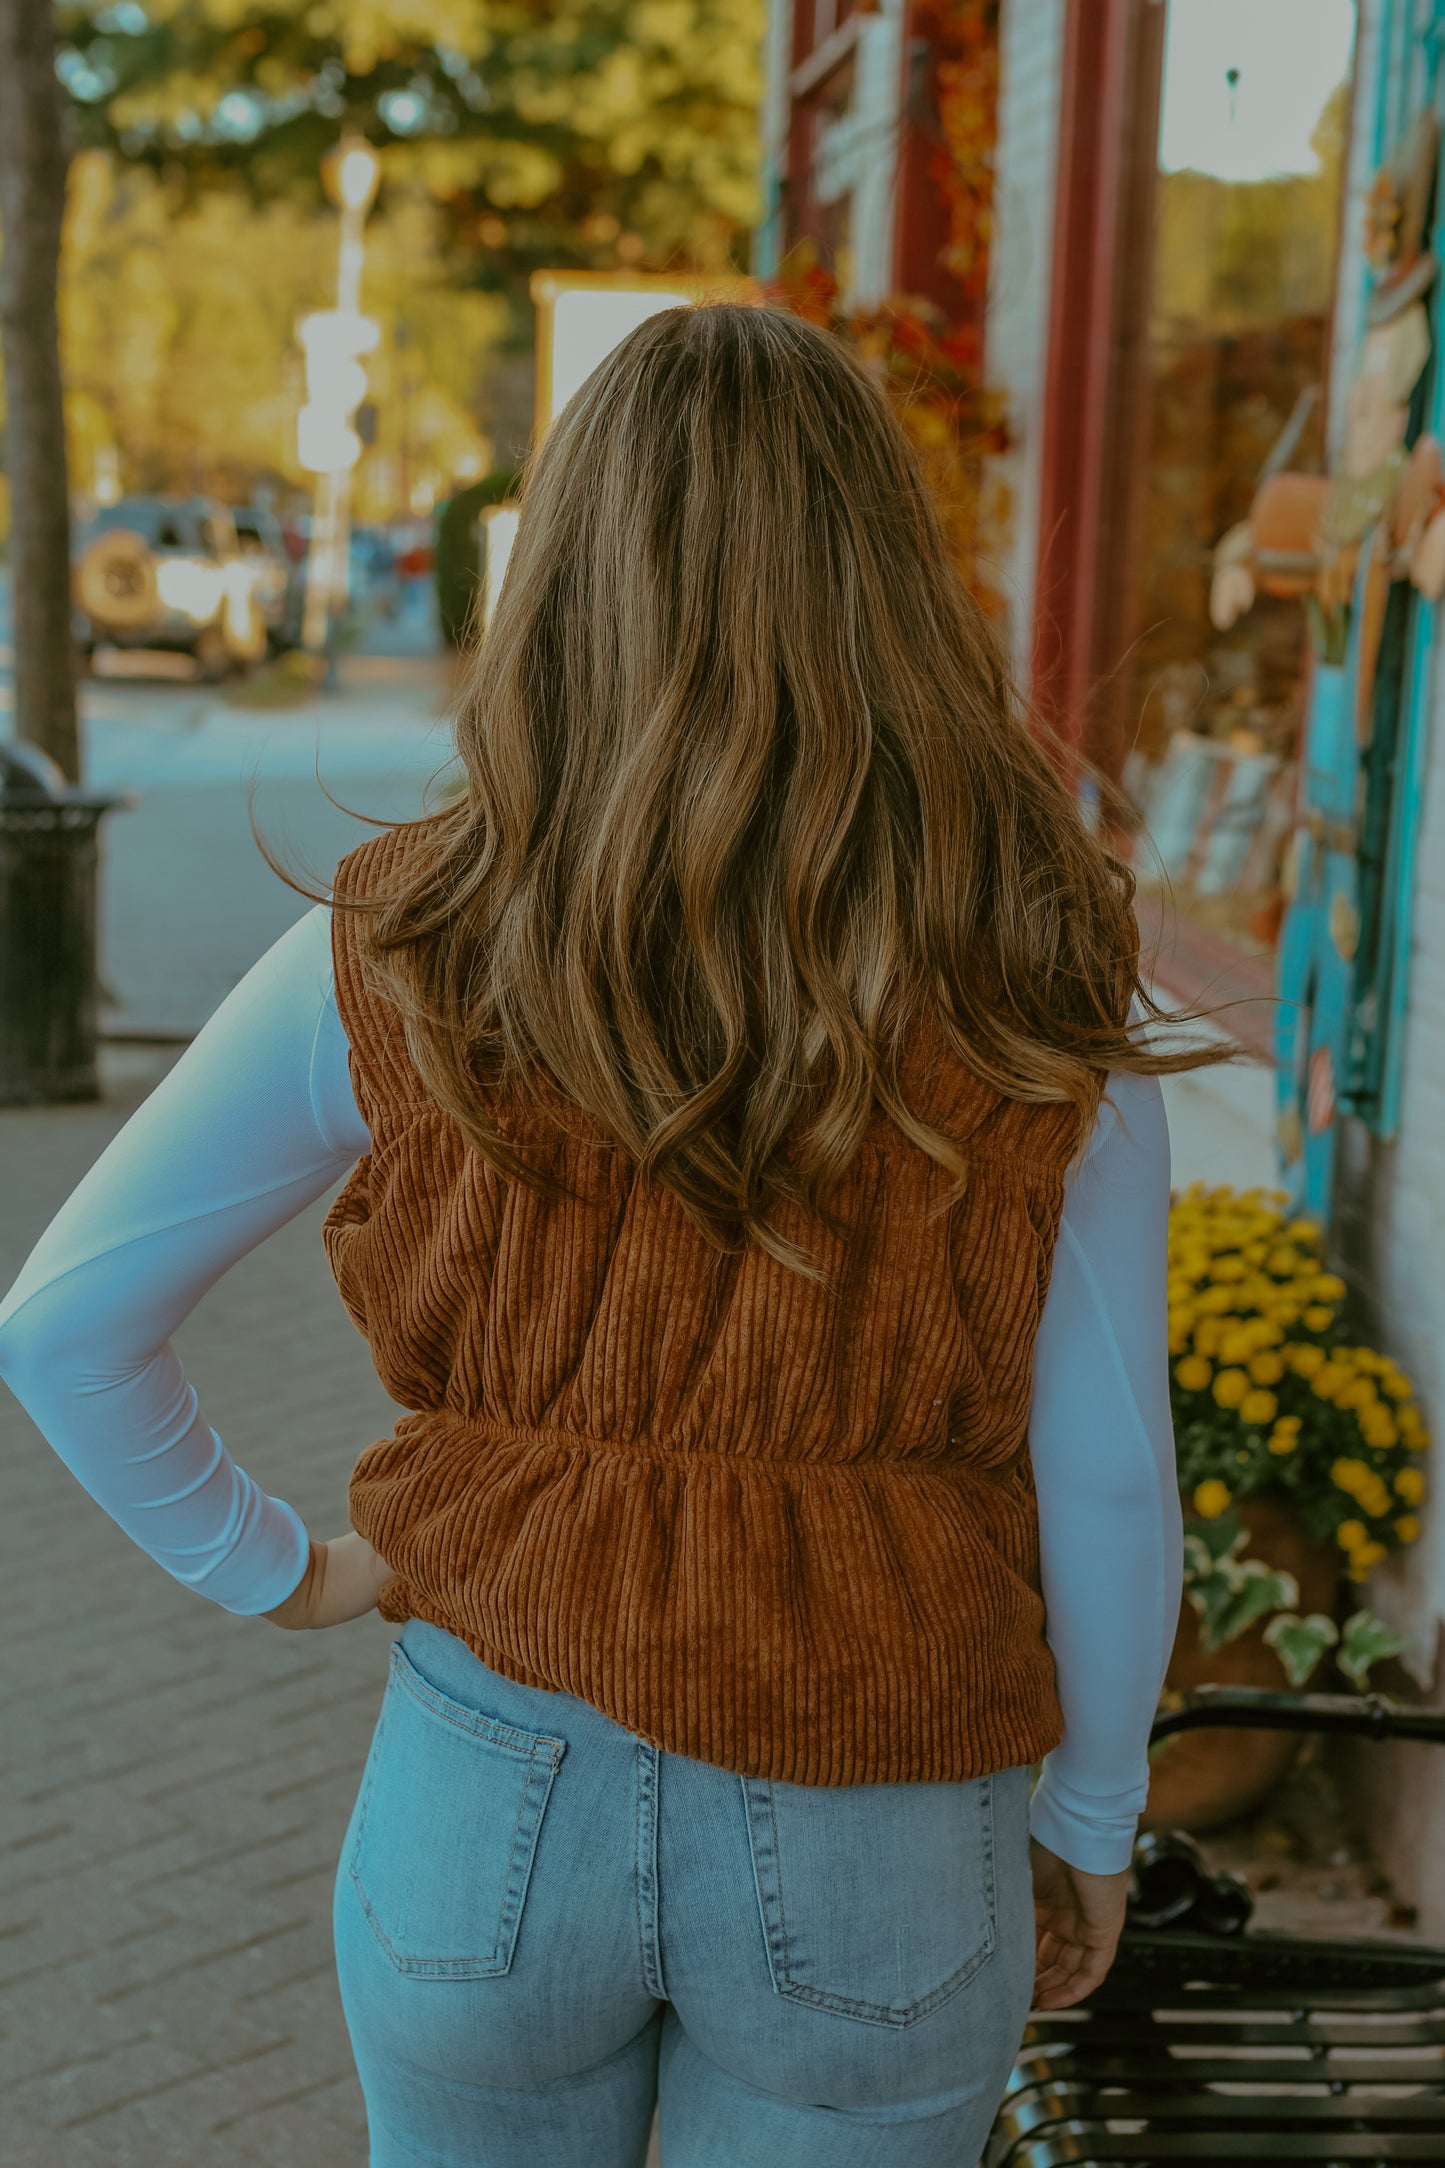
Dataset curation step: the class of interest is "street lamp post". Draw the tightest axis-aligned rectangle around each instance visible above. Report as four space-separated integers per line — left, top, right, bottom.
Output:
299 136 381 681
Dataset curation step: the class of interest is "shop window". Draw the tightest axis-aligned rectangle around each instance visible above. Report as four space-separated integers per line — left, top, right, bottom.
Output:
1123 0 1359 990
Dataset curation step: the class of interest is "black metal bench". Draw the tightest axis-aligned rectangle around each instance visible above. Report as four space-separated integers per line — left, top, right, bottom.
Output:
987 1686 1445 2165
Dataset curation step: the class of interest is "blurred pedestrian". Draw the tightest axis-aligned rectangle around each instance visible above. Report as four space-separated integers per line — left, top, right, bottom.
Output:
0 303 1217 2166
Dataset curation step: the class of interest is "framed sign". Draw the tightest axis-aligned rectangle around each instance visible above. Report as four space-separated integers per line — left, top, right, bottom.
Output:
529 271 763 437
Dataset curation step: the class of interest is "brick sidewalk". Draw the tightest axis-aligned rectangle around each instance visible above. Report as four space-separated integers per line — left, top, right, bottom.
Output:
0 1043 406 2165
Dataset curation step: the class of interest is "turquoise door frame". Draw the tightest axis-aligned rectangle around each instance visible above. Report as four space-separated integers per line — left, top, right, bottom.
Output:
1274 552 1376 1213
1275 0 1445 1218
1376 2 1445 1135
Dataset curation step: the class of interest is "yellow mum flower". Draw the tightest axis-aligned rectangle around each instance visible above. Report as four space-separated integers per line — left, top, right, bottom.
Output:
1212 1367 1250 1410
1193 1319 1225 1357
1219 1329 1256 1366
1314 1274 1347 1302
1311 1366 1347 1401
1348 1540 1387 1581
1248 1350 1285 1386
1381 1370 1412 1402
1395 1516 1421 1544
1168 1321 1193 1355
1303 1304 1335 1332
1198 1285 1240 1316
1394 1467 1426 1505
1268 1424 1299 1456
1335 1518 1368 1550
1331 1457 1368 1496
1242 1241 1268 1265
1399 1407 1427 1448
1209 1254 1247 1283
1266 1247 1301 1276
1360 1408 1399 1451
1360 1480 1392 1519
1337 1378 1378 1411
1193 1479 1232 1520
1240 1389 1278 1426
1286 1343 1326 1378
1174 1354 1212 1392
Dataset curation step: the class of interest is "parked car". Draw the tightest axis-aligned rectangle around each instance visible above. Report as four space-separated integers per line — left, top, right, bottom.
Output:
72 496 268 679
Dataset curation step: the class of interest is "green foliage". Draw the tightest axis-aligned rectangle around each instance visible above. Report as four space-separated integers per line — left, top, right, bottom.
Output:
1337 1609 1407 1692
1259 1606 1405 1692
59 150 502 506
54 0 763 315
1182 1511 1300 1654
1181 1508 1408 1696
1262 1610 1338 1687
433 466 519 647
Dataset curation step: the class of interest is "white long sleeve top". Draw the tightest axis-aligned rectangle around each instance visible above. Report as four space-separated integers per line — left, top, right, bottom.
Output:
0 904 1180 1873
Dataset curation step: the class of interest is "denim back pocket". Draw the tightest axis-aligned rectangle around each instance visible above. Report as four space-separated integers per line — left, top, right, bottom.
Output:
742 1768 997 2028
348 1640 566 1979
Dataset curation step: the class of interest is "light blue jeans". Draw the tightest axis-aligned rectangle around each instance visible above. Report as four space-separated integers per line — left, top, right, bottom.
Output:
333 1619 1037 2167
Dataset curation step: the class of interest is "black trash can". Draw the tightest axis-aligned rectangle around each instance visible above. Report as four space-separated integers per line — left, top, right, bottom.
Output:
0 741 131 1106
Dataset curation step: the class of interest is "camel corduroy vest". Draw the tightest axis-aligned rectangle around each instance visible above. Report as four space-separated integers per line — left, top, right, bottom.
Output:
322 818 1084 1786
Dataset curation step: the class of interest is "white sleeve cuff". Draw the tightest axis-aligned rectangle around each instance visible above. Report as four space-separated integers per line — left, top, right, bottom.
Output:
1028 1759 1146 1876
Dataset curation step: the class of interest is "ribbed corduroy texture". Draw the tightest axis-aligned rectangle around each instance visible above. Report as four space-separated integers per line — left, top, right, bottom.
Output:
323 819 1081 1785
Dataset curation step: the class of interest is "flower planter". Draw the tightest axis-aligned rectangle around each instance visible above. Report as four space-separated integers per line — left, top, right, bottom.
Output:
1158 1184 1430 1830
1142 1497 1340 1833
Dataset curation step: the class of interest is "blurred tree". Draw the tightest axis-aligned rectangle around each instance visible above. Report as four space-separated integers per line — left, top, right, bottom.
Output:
0 0 79 778
53 0 763 320
59 152 504 512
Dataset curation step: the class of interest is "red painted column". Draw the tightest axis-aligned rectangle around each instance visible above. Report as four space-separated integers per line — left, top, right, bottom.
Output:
1031 0 1164 782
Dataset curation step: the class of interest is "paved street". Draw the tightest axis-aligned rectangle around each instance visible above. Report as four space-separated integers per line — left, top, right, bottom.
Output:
90 653 459 1039
1 580 460 1037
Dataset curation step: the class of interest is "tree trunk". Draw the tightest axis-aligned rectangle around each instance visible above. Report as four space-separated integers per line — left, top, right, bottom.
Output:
0 0 78 782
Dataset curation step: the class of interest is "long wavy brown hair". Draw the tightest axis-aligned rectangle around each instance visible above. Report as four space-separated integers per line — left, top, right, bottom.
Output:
266 301 1230 1265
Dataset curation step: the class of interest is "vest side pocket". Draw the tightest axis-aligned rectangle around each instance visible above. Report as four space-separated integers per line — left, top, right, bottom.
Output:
347 1640 566 1979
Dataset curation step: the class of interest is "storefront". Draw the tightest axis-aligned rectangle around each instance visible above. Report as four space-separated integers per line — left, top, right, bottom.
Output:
992 0 1445 1927
762 2 1368 1088
1316 0 1445 1929
988 5 1356 1071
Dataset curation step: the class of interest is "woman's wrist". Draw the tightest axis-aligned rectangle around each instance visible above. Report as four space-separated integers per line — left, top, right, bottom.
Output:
260 1538 321 1627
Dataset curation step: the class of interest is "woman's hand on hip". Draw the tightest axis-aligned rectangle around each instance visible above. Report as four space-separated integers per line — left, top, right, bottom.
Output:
1028 1838 1131 2010
261 1533 395 1630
